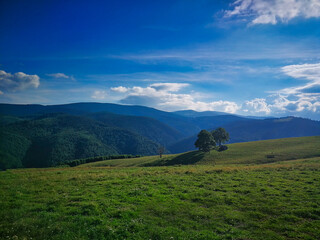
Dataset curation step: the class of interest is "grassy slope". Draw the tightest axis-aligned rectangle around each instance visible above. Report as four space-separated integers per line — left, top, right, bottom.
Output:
0 159 319 240
83 136 320 168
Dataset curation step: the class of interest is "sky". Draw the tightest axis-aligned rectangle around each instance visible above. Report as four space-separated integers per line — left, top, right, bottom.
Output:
0 0 320 120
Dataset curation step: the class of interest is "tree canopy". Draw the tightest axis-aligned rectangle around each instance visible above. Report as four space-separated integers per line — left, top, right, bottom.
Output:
211 127 230 146
194 130 216 152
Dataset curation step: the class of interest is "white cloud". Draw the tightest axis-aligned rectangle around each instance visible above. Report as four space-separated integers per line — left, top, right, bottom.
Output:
91 90 107 100
242 98 271 114
0 70 40 92
225 0 320 24
46 73 74 80
206 100 240 113
0 90 3 95
111 86 129 93
239 93 320 118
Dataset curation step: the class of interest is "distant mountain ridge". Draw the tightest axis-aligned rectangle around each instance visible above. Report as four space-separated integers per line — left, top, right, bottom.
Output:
173 110 232 117
0 103 200 137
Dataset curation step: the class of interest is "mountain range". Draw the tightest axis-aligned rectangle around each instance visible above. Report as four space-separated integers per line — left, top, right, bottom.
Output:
1 102 320 169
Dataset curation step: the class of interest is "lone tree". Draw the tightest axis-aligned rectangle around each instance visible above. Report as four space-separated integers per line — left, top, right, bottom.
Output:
195 130 216 152
158 146 165 158
211 127 230 146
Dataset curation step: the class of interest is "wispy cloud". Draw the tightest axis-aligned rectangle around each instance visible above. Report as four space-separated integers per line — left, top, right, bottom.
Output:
149 83 189 92
225 0 320 25
278 63 320 95
244 63 320 117
111 40 320 64
88 71 234 84
46 73 75 80
282 63 320 81
0 70 40 93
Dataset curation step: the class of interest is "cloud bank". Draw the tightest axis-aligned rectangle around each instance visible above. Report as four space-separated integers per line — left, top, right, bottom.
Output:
225 0 320 24
0 70 40 93
111 83 240 113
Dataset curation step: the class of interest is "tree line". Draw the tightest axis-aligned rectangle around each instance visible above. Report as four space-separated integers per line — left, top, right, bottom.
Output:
66 154 141 167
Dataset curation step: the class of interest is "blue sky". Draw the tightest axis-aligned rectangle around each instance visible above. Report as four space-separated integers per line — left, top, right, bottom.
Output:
1 0 320 119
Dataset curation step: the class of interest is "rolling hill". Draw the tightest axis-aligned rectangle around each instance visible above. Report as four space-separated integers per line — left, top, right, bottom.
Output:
82 136 320 168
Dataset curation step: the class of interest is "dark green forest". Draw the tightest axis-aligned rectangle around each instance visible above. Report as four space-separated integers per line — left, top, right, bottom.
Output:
0 114 160 170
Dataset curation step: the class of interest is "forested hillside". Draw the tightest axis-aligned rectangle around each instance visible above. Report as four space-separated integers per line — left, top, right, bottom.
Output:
0 114 159 169
87 112 184 146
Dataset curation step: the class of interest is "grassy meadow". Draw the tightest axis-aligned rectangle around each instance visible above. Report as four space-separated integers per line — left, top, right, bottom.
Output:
83 136 320 167
0 136 320 239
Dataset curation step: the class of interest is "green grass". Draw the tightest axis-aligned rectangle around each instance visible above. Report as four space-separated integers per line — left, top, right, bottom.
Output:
1 159 319 239
0 136 319 239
